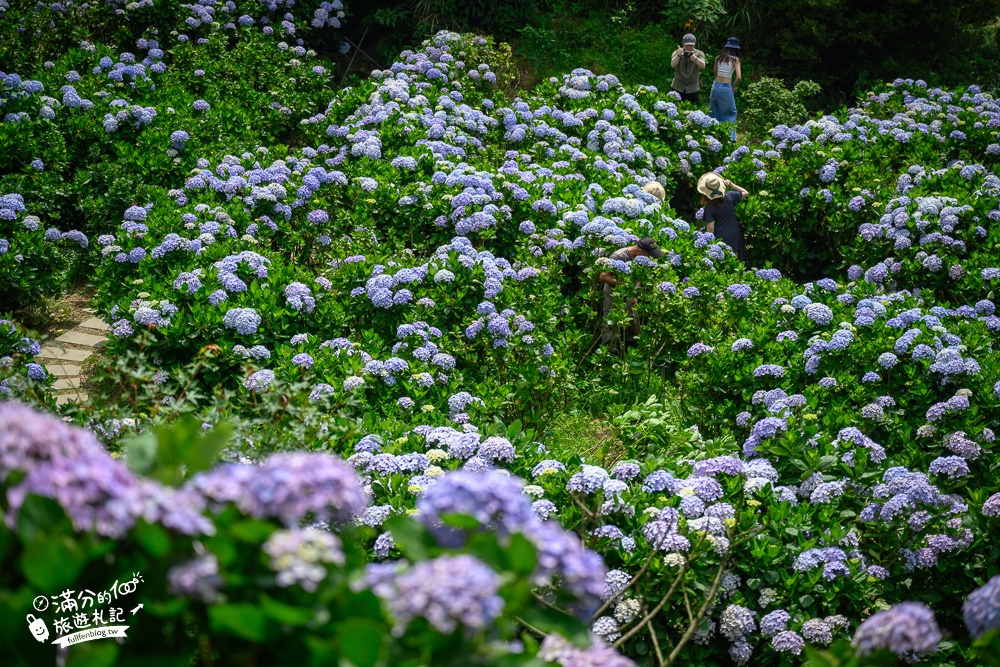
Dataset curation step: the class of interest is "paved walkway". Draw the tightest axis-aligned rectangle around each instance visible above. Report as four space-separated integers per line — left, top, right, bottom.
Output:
35 309 109 405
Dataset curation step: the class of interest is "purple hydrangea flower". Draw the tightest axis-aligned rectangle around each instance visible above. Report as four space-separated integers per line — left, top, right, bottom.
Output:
805 303 833 325
964 575 1000 638
417 470 533 546
190 453 367 530
291 353 314 369
687 343 713 357
761 609 791 637
720 604 756 640
368 554 503 633
0 402 100 477
772 630 805 654
727 283 751 299
284 282 316 313
852 602 941 659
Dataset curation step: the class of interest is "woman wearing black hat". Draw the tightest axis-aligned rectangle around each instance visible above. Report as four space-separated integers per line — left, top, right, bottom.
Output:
709 37 742 141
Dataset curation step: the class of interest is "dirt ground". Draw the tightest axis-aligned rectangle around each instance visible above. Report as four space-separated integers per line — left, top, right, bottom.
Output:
13 283 97 340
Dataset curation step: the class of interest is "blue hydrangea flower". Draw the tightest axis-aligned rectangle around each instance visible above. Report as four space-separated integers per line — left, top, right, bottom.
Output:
222 308 261 335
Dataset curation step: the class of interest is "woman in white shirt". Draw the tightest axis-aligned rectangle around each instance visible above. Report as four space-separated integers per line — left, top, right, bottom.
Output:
709 37 742 141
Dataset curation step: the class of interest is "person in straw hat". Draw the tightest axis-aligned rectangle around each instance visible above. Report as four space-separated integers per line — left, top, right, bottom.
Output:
697 171 748 264
642 180 666 202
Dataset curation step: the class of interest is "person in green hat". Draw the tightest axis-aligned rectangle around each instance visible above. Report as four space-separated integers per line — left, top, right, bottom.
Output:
671 34 706 104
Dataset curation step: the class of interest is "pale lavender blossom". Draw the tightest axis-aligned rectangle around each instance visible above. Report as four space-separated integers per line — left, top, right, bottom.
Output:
368 554 503 633
852 602 941 659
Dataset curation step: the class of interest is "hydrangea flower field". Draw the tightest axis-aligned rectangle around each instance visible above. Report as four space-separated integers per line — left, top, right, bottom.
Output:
2 2 1000 665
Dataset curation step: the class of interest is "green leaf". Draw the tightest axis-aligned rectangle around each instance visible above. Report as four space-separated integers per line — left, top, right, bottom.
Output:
132 521 171 558
20 537 86 591
208 603 269 642
16 494 72 542
385 515 434 562
517 606 590 648
336 618 383 667
817 455 839 468
123 432 159 476
66 640 119 667
505 533 537 576
304 635 337 666
466 531 507 572
439 512 481 530
205 532 239 567
258 594 314 627
230 519 277 544
124 420 232 486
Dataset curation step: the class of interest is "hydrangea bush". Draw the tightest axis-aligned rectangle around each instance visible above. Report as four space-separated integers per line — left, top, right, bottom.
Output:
2 6 1000 665
0 402 613 665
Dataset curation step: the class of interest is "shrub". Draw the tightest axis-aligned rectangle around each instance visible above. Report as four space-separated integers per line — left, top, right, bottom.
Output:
740 76 821 136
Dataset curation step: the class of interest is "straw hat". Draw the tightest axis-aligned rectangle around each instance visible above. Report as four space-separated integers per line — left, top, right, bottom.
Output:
697 172 727 200
642 181 666 201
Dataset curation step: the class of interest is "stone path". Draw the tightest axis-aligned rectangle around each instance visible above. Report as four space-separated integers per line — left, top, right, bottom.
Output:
36 309 109 405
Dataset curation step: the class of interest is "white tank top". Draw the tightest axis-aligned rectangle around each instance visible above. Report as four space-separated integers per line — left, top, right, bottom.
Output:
717 58 737 79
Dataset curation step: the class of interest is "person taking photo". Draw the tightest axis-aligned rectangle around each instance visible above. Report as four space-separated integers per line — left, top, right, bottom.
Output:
670 34 706 104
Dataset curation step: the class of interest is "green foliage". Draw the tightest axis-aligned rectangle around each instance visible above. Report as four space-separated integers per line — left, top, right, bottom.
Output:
0 418 597 666
740 76 821 137
518 6 703 95
409 0 542 40
544 411 615 462
0 318 54 407
658 0 727 33
718 0 1000 97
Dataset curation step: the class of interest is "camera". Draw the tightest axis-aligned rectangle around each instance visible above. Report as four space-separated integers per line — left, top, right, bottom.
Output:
684 51 693 58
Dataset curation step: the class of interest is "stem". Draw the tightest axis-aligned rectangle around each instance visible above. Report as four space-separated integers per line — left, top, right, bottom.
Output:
199 634 214 667
591 549 658 620
645 601 666 665
612 562 687 648
514 615 546 638
569 493 596 519
664 552 731 665
176 357 207 403
531 591 573 616
682 586 694 624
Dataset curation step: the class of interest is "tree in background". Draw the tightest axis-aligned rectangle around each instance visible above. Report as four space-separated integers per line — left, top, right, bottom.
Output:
710 0 1000 98
346 0 1000 100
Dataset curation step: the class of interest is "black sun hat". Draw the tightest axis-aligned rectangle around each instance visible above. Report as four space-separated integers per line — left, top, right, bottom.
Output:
636 237 665 258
